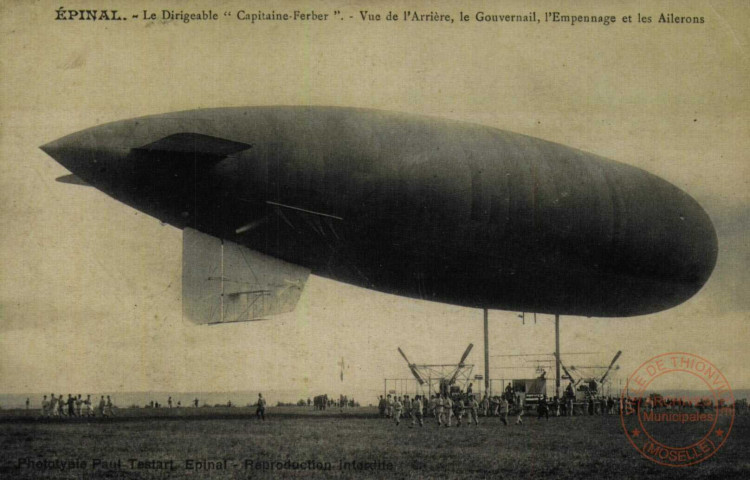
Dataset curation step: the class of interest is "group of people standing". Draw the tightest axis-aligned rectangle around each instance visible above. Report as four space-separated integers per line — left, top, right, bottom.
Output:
40 394 115 418
378 381 623 427
378 393 487 427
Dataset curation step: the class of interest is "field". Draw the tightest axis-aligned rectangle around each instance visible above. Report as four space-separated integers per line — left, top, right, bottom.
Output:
1 407 748 479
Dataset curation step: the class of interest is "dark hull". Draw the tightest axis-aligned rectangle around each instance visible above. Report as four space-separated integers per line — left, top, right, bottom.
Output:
41 107 718 317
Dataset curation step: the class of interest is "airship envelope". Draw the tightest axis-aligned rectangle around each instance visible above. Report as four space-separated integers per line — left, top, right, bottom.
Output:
40 107 718 321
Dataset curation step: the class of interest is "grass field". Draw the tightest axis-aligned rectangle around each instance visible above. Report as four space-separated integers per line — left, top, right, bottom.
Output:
1 407 748 479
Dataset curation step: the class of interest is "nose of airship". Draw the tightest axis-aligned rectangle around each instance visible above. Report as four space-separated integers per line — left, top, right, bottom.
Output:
40 138 69 168
41 126 131 189
40 131 93 177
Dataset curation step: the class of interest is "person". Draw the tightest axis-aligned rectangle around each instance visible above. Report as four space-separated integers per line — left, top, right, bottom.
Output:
434 394 444 426
194 398 199 408
84 395 93 416
168 396 173 409
98 396 106 417
468 395 480 426
58 394 66 417
514 392 524 425
41 395 49 418
104 396 114 417
393 396 403 426
466 383 473 396
49 394 57 417
552 396 560 417
256 393 266 420
67 394 75 417
505 382 514 400
75 395 83 417
454 395 465 427
411 395 424 427
537 395 549 420
386 394 393 419
481 394 490 417
25 397 30 410
443 394 453 427
378 395 386 417
491 396 501 416
500 396 509 426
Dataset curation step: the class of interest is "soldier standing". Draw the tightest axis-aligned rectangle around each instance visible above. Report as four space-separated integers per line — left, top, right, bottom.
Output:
41 395 49 418
500 396 509 425
491 395 501 416
411 395 424 427
75 395 83 417
393 396 403 426
386 394 393 419
443 395 454 427
434 394 444 426
468 395 480 426
67 394 75 417
256 393 266 420
537 395 549 420
514 392 524 425
104 396 114 417
454 395 465 427
505 382 514 400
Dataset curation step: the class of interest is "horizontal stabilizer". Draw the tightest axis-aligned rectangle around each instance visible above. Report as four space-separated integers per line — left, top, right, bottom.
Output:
182 228 309 325
136 133 251 157
55 174 90 186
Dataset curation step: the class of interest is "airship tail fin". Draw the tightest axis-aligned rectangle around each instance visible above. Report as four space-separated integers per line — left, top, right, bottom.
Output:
182 228 310 325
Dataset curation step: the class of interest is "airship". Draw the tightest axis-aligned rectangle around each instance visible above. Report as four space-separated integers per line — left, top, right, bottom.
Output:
40 107 717 323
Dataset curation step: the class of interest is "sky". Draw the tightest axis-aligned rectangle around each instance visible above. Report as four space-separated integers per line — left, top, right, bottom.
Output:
0 0 748 403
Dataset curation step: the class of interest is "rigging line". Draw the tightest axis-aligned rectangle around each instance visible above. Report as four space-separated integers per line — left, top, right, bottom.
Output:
236 243 260 285
275 208 297 231
266 200 343 220
233 291 269 322
299 211 324 236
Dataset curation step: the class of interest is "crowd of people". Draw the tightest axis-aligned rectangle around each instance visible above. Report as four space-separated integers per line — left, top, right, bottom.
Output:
377 382 625 428
39 394 116 418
